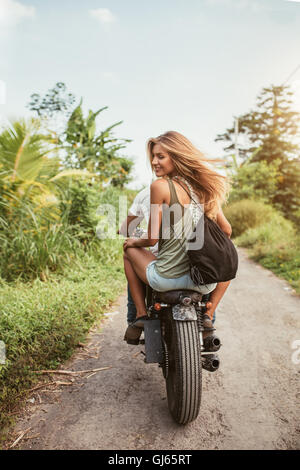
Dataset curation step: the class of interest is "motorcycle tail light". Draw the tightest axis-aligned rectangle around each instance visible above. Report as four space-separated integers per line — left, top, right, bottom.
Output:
154 303 162 311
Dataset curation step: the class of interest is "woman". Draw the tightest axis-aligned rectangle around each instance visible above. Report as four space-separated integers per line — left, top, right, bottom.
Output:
123 131 232 343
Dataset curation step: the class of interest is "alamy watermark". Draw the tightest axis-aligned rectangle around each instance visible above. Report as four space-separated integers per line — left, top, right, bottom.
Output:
95 198 205 250
0 341 6 365
291 340 300 365
0 80 6 105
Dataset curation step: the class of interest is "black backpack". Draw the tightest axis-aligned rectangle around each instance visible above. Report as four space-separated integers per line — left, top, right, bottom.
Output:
172 178 238 286
188 214 238 285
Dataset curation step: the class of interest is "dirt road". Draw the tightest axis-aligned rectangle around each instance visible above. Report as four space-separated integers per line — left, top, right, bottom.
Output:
15 249 299 450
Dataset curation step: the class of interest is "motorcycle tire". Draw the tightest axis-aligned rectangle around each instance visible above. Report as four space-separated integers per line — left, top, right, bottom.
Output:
164 316 202 424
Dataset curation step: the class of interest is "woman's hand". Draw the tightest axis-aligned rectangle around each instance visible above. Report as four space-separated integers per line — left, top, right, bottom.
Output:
123 238 137 251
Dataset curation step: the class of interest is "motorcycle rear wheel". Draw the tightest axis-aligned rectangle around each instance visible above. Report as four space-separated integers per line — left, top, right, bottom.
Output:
164 317 202 424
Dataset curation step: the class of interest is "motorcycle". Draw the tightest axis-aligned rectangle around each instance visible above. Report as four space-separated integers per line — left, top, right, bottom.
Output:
137 286 221 425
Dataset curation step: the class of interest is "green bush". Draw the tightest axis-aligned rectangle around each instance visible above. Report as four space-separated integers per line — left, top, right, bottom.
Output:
0 181 137 282
229 159 280 205
0 252 126 438
236 212 295 249
0 199 82 281
235 211 299 294
223 199 277 237
58 181 102 244
225 199 300 293
0 184 138 438
257 240 300 293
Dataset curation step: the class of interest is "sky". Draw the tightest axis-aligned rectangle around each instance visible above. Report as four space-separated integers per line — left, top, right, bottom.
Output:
0 0 300 189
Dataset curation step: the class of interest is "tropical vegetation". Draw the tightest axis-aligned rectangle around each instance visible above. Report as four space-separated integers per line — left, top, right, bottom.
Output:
0 83 136 438
219 84 300 292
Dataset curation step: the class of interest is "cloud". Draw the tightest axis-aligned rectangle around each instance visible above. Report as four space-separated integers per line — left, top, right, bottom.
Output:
205 0 265 10
284 0 300 3
89 8 116 24
0 0 35 28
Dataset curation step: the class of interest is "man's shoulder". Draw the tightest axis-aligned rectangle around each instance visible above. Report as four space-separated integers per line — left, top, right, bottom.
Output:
133 187 150 205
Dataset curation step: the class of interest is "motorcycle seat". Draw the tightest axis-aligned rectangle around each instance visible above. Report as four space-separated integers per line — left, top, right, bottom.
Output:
153 289 202 305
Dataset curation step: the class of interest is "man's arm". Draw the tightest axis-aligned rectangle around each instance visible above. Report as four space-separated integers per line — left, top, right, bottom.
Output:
118 214 144 237
127 179 168 248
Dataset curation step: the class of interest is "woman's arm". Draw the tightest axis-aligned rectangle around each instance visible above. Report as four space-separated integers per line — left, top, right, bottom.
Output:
124 179 168 249
216 208 232 238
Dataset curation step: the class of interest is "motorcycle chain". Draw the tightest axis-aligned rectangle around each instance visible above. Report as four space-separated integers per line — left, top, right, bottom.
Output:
161 337 169 379
196 305 204 333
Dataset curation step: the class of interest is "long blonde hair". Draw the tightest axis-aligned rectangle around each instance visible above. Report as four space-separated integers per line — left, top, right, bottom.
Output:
146 130 229 219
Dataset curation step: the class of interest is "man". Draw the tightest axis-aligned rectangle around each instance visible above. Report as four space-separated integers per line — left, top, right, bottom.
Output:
119 187 158 324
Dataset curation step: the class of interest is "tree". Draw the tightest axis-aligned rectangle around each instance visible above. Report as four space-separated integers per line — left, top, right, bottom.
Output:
0 118 93 216
27 84 134 188
62 101 133 187
216 85 299 164
27 82 76 119
272 158 300 225
0 118 58 182
216 84 300 225
228 158 281 204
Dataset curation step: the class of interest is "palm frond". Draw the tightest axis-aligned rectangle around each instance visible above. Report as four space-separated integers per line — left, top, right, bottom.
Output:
0 118 55 182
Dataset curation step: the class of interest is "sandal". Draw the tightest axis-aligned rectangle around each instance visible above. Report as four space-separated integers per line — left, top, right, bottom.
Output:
130 315 149 329
202 314 215 339
124 324 142 345
123 316 149 345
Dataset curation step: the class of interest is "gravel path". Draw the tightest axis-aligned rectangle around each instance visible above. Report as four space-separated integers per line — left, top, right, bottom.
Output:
15 248 300 450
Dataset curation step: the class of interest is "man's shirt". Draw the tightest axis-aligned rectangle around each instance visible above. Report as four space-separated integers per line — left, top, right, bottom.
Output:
129 187 158 256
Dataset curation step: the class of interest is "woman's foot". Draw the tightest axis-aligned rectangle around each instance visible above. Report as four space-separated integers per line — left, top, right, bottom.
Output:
203 313 214 329
202 313 215 339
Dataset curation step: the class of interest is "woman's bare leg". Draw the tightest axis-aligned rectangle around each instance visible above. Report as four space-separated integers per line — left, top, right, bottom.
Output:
124 256 148 318
123 247 156 319
206 281 230 320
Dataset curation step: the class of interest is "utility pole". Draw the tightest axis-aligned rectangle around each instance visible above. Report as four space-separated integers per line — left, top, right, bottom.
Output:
282 63 300 86
234 117 239 163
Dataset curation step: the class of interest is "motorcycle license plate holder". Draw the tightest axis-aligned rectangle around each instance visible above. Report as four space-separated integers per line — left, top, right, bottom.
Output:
144 319 164 364
172 304 197 321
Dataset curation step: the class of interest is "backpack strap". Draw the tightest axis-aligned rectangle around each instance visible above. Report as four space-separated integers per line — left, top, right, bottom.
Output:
170 178 209 287
172 176 203 227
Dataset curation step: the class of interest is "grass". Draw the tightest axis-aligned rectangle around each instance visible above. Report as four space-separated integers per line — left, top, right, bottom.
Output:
0 185 137 443
223 199 276 237
235 216 300 294
224 198 300 294
0 246 126 441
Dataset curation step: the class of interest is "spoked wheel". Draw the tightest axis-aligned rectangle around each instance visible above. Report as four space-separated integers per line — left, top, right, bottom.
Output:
164 316 202 424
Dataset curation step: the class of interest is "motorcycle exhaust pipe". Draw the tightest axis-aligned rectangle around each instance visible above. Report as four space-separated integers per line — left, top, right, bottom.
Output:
203 335 221 352
202 354 220 372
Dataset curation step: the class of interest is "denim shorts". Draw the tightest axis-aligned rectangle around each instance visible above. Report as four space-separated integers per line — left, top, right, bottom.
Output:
146 261 217 294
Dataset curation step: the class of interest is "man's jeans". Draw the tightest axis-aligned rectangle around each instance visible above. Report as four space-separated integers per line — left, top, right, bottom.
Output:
127 284 137 324
127 285 216 324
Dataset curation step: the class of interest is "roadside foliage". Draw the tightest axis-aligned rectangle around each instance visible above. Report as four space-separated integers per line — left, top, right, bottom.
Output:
219 84 300 293
0 84 136 439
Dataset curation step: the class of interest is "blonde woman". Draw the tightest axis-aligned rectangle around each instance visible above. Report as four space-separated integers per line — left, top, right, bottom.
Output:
123 131 232 343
